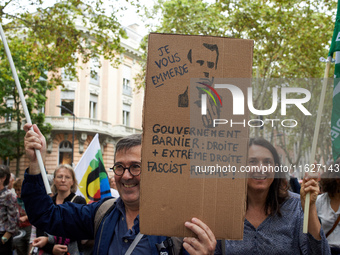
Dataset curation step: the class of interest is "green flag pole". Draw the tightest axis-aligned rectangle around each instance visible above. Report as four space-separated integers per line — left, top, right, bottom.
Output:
303 0 340 233
329 1 340 161
303 56 331 233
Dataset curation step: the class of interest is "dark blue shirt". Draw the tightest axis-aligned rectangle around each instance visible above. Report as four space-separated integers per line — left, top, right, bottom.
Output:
108 199 151 254
21 171 167 255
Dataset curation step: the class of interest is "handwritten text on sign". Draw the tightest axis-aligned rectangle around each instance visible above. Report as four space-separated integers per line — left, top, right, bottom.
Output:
148 124 243 176
152 45 189 88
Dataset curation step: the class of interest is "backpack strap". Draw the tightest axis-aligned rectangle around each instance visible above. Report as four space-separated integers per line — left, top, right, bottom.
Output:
222 239 226 255
125 232 144 255
326 214 340 238
70 194 77 203
94 198 117 237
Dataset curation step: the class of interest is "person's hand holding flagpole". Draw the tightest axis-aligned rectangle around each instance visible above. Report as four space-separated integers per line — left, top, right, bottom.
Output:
0 23 51 194
302 56 331 233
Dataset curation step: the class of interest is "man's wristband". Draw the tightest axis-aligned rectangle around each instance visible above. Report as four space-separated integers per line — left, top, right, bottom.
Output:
1 236 8 243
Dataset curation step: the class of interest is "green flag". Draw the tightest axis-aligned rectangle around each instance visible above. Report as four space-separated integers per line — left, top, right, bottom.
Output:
330 1 340 161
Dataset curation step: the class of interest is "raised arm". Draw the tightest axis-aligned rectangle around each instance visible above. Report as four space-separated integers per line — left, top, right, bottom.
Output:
21 123 99 240
23 123 46 175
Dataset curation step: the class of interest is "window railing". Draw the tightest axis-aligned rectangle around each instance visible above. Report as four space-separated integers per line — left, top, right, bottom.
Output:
44 116 141 136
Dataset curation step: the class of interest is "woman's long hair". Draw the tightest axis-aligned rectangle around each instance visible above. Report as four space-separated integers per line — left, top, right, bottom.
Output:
248 137 289 216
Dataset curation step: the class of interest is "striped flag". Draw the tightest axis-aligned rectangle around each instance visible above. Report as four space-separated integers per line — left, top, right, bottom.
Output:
75 133 111 203
330 1 340 161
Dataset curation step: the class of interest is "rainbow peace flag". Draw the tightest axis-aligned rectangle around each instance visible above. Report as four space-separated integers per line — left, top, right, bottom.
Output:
75 133 111 203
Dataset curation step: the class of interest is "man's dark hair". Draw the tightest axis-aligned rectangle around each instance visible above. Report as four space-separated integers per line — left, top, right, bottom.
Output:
248 137 289 216
0 165 11 186
114 134 142 162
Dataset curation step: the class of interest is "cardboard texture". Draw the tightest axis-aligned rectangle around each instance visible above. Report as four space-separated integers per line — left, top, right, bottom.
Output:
140 33 253 239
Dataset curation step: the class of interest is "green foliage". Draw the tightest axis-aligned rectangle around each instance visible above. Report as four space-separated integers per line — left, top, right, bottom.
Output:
0 38 54 172
0 0 127 171
1 0 127 78
141 0 337 165
145 0 335 78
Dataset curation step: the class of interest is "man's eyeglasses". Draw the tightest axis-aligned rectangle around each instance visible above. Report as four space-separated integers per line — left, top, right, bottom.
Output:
110 164 141 176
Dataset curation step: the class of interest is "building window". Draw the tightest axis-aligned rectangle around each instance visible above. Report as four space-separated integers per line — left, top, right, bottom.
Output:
122 65 132 96
89 101 97 119
60 90 75 115
59 140 72 165
123 78 130 91
123 110 130 126
5 113 12 122
90 58 100 85
5 97 14 122
89 94 98 119
61 100 74 115
122 104 131 126
61 68 75 81
38 106 45 114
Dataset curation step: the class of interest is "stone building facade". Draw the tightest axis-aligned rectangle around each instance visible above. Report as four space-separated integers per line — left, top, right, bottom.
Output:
4 24 144 177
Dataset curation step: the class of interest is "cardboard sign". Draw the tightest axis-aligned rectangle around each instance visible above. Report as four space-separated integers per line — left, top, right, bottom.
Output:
140 33 253 239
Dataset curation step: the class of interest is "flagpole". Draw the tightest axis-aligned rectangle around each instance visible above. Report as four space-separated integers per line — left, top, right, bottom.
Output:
0 23 51 194
302 56 331 233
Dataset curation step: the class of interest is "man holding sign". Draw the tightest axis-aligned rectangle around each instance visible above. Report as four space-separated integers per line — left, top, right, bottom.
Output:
21 124 216 255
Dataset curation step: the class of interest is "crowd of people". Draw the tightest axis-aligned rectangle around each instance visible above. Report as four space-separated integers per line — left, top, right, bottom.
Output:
0 122 339 254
